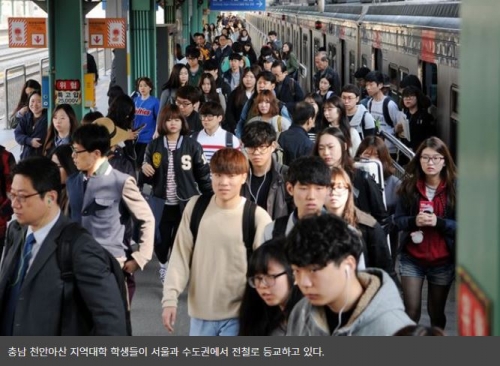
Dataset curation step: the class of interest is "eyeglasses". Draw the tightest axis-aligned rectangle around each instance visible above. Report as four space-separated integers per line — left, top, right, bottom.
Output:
71 146 88 154
244 145 272 154
420 155 445 164
200 114 216 121
8 190 47 204
248 271 287 288
175 101 192 107
330 183 349 194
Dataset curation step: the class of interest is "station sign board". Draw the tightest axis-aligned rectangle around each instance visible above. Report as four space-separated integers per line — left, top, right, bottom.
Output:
210 0 266 12
88 18 126 49
8 17 47 48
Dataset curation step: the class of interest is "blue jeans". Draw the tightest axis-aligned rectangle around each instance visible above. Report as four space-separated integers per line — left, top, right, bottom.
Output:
189 317 239 336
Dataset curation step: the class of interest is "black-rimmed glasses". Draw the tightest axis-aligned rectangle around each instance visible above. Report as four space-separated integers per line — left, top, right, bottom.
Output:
8 191 47 204
248 271 287 288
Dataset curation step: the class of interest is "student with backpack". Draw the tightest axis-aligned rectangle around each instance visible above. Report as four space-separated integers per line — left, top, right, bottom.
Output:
240 122 292 220
191 102 240 164
261 156 332 242
161 149 272 336
0 157 128 335
365 71 401 155
341 84 376 140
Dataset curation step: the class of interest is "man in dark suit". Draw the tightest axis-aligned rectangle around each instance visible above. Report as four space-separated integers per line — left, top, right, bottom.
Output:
0 157 127 336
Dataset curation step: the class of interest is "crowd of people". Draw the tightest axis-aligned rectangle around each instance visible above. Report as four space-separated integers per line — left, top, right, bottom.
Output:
0 14 456 337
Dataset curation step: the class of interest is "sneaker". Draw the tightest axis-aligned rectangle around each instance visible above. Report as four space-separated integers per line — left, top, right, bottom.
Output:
159 267 167 284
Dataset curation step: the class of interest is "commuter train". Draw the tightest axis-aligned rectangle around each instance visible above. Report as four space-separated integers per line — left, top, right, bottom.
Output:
244 1 460 158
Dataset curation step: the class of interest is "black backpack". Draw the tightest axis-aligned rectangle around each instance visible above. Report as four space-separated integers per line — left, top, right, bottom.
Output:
189 194 256 265
191 130 234 148
367 97 395 128
57 223 132 336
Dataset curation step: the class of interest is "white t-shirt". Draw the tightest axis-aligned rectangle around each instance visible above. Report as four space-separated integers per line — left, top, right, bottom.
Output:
369 97 400 153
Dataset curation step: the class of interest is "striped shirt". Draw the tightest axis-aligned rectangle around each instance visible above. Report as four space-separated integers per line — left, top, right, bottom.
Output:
193 127 240 164
165 138 179 205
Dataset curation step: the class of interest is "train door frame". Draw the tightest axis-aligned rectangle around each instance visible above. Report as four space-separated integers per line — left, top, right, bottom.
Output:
327 42 337 77
312 32 324 90
301 29 311 92
348 49 356 85
419 60 439 108
373 47 383 72
340 39 346 87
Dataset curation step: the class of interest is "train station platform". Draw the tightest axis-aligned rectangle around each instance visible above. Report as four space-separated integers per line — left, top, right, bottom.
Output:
0 71 111 161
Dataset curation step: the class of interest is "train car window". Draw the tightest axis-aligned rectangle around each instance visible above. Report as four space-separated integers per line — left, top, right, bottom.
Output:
361 54 369 68
389 64 399 88
422 61 438 107
302 33 308 70
451 85 459 118
314 38 321 55
399 67 409 86
349 51 356 84
373 48 383 72
328 43 337 71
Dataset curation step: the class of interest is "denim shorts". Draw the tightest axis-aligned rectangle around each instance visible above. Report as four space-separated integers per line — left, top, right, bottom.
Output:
398 253 455 286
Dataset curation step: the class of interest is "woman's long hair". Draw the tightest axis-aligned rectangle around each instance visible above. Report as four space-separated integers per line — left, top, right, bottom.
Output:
162 64 189 90
107 94 135 131
43 104 79 156
398 137 457 210
251 89 280 118
12 79 41 117
330 167 357 227
323 96 352 150
238 238 303 336
199 73 219 104
281 42 293 61
313 127 355 176
233 65 261 108
355 135 396 179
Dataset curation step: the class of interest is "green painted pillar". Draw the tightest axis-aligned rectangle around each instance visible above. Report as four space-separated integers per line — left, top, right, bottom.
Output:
47 0 85 120
458 0 500 335
129 0 157 94
208 9 218 26
191 0 198 42
181 1 190 49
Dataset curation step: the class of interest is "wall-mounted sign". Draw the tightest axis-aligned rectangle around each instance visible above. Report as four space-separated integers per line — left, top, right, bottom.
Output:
88 18 126 49
55 79 81 105
8 17 47 48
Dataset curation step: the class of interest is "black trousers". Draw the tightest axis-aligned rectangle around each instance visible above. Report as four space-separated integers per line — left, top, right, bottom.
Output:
155 204 182 264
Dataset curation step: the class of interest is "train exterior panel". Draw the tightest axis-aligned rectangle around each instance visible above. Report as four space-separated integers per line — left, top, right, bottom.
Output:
245 1 460 157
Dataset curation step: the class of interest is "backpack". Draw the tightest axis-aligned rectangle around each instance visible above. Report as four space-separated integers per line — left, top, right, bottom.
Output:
271 215 289 239
189 194 257 265
191 130 234 148
57 223 132 336
367 97 394 128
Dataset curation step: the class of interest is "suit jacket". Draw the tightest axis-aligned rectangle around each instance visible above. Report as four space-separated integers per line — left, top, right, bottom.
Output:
0 215 127 335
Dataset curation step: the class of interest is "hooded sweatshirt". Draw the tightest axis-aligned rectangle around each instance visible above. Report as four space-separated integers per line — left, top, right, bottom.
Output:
348 104 376 140
286 268 414 336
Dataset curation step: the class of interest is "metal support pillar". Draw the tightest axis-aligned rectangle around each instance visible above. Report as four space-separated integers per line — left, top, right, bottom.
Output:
129 0 157 94
47 0 85 120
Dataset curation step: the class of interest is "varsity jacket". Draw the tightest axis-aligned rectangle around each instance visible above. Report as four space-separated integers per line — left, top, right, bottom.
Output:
141 136 212 208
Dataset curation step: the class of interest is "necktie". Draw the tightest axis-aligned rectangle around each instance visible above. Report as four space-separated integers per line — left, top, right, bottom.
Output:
0 233 36 335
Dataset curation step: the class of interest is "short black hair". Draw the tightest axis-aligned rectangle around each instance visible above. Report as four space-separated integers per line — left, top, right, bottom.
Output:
176 85 202 104
286 156 331 186
72 124 111 156
354 67 371 79
229 52 243 61
185 45 200 58
12 156 62 200
81 111 104 125
341 84 361 97
291 101 315 126
268 30 277 36
364 70 384 85
285 213 363 268
199 101 224 117
241 121 277 147
271 61 286 72
203 59 219 72
256 70 276 85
